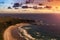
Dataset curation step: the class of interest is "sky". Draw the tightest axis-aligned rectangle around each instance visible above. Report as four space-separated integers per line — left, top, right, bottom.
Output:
0 0 60 9
0 0 48 9
0 0 14 9
0 0 28 9
1 0 60 13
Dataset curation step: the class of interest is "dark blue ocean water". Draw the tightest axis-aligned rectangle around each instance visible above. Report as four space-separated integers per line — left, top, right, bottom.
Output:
0 13 60 37
0 13 60 24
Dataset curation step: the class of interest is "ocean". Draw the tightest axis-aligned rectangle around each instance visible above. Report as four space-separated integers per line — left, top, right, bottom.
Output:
0 13 60 24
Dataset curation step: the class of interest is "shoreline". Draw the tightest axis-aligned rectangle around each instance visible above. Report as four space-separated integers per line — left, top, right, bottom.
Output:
3 23 30 40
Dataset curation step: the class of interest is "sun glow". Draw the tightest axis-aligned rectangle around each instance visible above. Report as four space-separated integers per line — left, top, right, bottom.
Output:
0 0 60 13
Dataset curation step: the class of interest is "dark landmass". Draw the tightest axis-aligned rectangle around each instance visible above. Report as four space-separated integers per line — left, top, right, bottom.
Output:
0 13 60 40
0 17 35 40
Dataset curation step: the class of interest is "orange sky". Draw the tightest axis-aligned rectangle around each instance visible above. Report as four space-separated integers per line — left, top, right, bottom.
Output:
46 0 60 6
